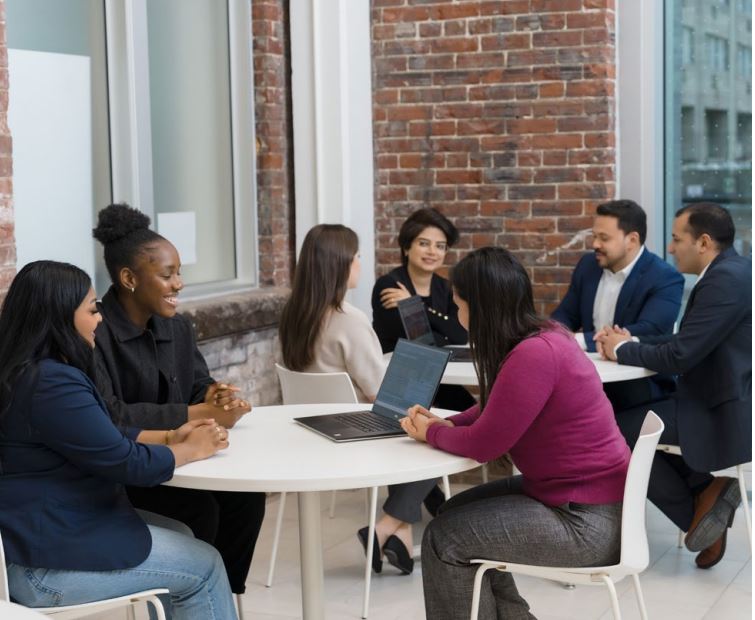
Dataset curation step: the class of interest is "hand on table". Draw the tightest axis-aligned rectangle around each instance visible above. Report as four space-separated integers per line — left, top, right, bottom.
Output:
400 405 453 443
189 387 251 428
379 282 411 309
171 418 229 465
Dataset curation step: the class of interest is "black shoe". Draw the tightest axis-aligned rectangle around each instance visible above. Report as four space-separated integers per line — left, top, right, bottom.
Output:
357 526 382 573
423 485 446 517
382 535 414 575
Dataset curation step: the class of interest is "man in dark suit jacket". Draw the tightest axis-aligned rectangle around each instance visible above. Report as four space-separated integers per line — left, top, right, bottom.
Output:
598 203 751 570
552 200 684 409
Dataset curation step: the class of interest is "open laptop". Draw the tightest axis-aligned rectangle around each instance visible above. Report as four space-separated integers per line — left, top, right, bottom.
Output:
294 339 451 442
397 295 474 362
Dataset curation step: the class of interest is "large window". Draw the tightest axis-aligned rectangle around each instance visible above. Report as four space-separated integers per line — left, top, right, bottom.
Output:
6 0 257 295
666 0 752 258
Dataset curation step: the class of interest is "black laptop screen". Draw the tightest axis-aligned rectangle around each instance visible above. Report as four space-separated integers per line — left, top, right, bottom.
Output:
397 296 435 345
373 339 450 420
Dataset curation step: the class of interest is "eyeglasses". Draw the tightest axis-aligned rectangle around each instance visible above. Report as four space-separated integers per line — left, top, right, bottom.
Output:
415 238 448 252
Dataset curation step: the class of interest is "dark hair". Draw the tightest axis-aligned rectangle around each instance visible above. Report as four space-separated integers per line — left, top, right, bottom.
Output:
397 208 460 267
676 202 735 250
0 261 95 419
450 247 547 410
279 224 359 371
92 203 166 287
595 199 647 245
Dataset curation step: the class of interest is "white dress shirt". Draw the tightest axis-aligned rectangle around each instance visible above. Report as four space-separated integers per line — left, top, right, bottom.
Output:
592 246 645 333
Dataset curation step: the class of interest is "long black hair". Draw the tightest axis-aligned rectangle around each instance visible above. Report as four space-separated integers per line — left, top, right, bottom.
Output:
0 261 95 418
450 247 547 410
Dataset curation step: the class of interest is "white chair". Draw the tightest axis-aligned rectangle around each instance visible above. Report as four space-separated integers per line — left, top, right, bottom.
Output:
469 411 664 620
272 363 451 619
656 444 752 550
0 531 167 620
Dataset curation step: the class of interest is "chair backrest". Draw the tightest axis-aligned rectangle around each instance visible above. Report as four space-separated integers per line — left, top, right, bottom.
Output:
619 410 664 572
0 530 9 601
275 363 359 405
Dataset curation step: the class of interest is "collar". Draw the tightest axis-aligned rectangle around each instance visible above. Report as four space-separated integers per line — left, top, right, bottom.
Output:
603 245 645 279
696 246 737 283
99 287 174 343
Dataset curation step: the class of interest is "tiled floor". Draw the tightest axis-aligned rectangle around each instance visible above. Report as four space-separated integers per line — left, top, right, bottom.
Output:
240 481 752 620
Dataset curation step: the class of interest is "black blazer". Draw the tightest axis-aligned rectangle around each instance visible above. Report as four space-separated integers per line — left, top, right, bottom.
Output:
0 360 174 570
617 248 752 471
371 266 467 353
94 287 215 430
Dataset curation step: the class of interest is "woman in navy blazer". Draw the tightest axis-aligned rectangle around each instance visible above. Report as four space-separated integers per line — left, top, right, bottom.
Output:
0 261 235 619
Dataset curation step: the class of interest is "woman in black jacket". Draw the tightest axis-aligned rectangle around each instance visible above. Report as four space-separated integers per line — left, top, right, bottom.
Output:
91 204 265 598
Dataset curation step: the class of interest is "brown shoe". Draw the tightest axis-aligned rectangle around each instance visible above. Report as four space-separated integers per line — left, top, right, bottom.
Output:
695 530 728 569
684 477 740 552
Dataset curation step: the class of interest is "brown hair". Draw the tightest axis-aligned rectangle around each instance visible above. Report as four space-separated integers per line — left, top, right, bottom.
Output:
279 224 359 371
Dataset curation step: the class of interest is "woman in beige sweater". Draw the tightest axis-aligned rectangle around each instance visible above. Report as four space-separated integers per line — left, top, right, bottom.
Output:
279 224 439 575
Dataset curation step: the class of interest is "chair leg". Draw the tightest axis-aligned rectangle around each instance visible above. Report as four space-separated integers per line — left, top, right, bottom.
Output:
149 596 167 620
266 492 287 587
362 486 379 619
329 490 337 519
469 564 489 620
677 528 684 549
631 573 648 620
737 464 752 549
600 575 622 620
126 604 136 620
481 463 489 484
442 475 451 499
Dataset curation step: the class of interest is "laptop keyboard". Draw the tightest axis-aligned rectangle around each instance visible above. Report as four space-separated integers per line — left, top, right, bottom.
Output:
334 412 402 433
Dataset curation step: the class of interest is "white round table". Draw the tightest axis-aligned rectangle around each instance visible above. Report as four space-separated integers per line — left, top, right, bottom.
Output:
437 351 655 386
164 403 479 620
0 601 48 619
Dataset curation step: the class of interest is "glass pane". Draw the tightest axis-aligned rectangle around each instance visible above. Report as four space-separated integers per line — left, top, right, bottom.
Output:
6 0 111 290
665 0 752 263
147 0 236 285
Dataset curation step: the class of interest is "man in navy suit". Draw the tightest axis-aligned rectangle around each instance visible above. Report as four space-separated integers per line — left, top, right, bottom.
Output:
598 203 751 570
552 199 684 409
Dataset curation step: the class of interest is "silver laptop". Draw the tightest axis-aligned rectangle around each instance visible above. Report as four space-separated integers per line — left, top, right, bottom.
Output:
397 295 473 362
294 339 451 442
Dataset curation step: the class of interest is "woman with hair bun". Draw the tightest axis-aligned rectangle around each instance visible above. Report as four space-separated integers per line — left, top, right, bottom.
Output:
92 203 265 598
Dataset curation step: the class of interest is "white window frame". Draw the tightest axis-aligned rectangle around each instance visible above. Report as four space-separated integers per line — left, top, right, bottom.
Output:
105 0 258 298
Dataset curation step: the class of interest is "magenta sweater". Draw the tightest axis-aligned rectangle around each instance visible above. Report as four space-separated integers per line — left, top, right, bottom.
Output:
426 328 630 507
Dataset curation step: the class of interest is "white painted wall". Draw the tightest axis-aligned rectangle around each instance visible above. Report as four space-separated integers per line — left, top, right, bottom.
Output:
290 0 376 314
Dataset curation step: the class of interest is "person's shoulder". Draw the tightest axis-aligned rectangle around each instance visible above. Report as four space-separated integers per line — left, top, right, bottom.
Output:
337 302 372 327
36 359 93 391
572 252 600 277
374 268 402 290
641 249 683 280
511 327 564 360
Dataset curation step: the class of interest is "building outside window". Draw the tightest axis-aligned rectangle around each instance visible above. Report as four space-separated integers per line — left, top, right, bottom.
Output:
666 0 752 261
6 0 256 296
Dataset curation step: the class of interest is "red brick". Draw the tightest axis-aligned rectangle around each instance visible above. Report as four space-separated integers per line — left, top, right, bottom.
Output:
539 82 565 97
507 118 557 134
506 218 557 233
532 31 582 48
436 170 482 185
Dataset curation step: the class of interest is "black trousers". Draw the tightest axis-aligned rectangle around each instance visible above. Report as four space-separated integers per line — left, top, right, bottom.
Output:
615 398 713 531
127 485 266 593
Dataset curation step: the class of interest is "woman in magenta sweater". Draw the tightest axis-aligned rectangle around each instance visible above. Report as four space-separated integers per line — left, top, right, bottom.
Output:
401 247 631 620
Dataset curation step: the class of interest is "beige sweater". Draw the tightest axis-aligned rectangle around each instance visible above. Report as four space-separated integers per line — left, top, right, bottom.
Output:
304 301 386 403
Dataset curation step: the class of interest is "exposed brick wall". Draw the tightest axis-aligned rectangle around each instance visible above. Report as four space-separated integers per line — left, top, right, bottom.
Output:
0 1 14 298
371 0 616 314
252 0 296 288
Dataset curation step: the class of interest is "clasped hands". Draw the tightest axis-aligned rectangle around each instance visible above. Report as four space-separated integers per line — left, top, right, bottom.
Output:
592 325 633 361
188 382 252 428
400 404 454 443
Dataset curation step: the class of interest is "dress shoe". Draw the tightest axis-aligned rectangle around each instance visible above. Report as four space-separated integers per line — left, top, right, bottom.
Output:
382 534 414 575
357 526 382 573
695 530 728 569
685 476 740 552
423 485 446 517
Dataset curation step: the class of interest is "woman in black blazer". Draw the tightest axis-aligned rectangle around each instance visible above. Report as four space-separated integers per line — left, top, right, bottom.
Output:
0 261 235 618
91 204 266 596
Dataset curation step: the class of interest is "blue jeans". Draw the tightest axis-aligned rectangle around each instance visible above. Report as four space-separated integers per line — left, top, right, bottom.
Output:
7 524 236 620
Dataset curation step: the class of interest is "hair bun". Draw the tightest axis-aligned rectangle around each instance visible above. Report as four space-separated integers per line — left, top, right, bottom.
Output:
92 203 152 245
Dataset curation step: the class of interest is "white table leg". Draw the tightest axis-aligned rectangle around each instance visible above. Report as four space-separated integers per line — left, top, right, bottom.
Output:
298 491 325 620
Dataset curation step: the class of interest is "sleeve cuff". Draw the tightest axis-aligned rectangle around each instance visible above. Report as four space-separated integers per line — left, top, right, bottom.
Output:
573 332 587 350
613 337 637 357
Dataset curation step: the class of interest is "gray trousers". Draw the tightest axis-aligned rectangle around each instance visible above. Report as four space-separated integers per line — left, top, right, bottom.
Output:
384 478 439 523
421 476 623 620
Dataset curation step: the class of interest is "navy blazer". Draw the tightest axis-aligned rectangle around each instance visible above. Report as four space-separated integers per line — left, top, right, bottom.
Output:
617 248 752 472
552 249 684 352
0 359 175 571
